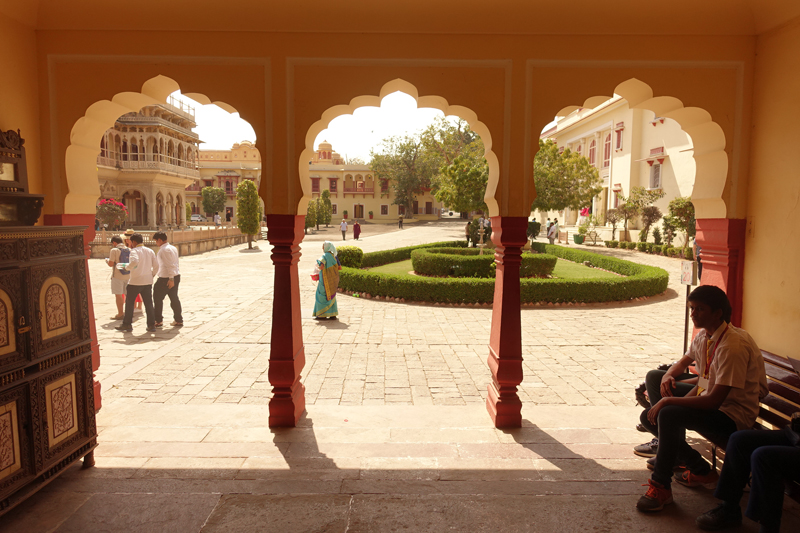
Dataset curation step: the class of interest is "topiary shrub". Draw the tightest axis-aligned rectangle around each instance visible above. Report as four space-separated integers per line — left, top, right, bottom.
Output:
360 240 465 268
339 242 669 305
337 246 364 268
636 242 648 252
684 248 694 261
410 247 556 278
651 244 662 255
605 241 619 248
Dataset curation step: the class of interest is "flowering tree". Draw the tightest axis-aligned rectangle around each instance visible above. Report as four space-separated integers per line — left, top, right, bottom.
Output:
96 199 128 229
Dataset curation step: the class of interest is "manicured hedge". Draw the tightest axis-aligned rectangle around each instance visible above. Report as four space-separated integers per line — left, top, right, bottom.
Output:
410 247 556 278
360 240 466 268
338 242 669 304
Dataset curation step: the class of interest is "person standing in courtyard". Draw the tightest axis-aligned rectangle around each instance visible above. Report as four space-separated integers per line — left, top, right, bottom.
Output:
340 218 348 240
107 235 130 320
636 285 767 513
547 222 556 245
152 231 183 328
398 214 403 229
213 212 221 227
116 233 158 333
465 221 471 247
353 220 361 240
312 241 341 320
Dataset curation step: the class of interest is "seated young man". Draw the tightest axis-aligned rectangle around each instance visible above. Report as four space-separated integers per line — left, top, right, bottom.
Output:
637 285 768 512
695 422 800 532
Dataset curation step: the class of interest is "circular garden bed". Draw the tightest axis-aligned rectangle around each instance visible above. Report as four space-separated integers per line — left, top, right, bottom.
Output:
410 247 557 278
336 241 669 305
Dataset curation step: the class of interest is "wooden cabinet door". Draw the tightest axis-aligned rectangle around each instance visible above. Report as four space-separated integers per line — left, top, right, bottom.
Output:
0 268 31 375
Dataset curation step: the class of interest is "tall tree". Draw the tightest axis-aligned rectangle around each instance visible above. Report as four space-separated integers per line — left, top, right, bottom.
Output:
236 179 260 249
433 156 489 213
320 189 333 227
304 196 317 234
617 185 666 241
668 196 696 248
370 136 436 216
201 186 226 216
531 140 602 213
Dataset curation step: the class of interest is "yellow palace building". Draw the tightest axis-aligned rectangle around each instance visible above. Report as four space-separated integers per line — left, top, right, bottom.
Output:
309 141 443 223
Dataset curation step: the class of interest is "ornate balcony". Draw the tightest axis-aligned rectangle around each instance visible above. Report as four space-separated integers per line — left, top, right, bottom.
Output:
97 156 200 178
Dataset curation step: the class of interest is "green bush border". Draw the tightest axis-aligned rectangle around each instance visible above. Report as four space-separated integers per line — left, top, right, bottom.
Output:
339 241 669 304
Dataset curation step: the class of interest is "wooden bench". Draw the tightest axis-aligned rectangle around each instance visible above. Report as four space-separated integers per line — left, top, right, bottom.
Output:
703 351 800 503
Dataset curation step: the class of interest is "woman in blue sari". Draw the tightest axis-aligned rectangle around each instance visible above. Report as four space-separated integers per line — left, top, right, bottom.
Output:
312 241 341 320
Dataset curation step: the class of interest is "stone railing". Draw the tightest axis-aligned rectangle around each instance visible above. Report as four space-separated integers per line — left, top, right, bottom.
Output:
90 226 253 258
116 115 199 139
97 156 200 178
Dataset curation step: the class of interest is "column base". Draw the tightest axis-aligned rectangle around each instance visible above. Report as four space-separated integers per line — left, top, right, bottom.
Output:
268 381 306 427
486 383 523 428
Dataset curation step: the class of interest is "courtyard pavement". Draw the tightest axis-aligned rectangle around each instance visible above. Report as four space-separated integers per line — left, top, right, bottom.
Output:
2 220 798 532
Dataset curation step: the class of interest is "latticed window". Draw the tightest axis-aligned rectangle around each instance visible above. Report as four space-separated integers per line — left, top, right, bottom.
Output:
381 205 388 215
603 134 611 168
588 140 596 165
650 164 662 189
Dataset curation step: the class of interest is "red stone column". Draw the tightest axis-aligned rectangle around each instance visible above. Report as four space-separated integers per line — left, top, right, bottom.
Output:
266 214 306 427
44 214 102 412
695 218 746 326
486 216 528 428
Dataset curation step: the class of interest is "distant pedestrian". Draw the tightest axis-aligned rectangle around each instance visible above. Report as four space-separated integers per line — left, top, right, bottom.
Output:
465 221 471 247
398 215 404 229
107 235 130 320
213 212 221 227
115 233 158 333
152 231 183 328
353 220 361 240
225 211 232 225
547 222 556 245
340 219 348 240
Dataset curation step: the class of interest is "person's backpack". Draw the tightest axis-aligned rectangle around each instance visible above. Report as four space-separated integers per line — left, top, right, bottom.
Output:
118 248 131 275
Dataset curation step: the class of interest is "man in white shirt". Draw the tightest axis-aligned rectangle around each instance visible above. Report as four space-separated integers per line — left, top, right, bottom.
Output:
547 222 557 244
116 233 158 332
340 219 348 240
213 212 221 227
152 232 183 327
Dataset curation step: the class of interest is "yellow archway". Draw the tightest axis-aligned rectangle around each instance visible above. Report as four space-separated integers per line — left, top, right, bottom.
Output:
298 79 501 217
551 78 728 220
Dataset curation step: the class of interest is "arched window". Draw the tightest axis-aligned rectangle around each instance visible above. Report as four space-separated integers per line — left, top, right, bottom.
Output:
225 180 233 194
588 140 596 166
576 144 582 156
603 134 611 168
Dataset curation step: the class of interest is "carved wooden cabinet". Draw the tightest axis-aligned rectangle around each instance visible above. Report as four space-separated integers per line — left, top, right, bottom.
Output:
0 226 97 514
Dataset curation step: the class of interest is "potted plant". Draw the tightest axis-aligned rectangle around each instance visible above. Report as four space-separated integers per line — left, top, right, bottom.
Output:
343 210 348 219
573 218 589 244
368 210 373 219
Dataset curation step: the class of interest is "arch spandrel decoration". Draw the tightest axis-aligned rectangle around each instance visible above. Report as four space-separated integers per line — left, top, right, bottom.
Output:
39 276 72 341
0 290 15 357
553 78 728 219
299 79 501 217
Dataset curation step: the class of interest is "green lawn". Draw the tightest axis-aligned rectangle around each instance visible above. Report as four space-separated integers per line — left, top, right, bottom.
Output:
368 258 620 279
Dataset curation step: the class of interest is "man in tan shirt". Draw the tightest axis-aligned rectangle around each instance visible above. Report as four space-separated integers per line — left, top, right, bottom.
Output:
636 285 767 513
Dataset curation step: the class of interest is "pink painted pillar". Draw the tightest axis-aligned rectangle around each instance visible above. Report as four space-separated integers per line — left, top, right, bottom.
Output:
486 216 528 428
44 214 102 412
695 218 746 327
266 214 306 426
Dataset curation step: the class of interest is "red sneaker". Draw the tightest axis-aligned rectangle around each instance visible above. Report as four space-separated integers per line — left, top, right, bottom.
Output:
675 469 719 488
636 479 673 512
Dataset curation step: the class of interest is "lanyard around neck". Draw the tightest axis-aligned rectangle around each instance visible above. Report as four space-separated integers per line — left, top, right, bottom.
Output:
703 323 729 378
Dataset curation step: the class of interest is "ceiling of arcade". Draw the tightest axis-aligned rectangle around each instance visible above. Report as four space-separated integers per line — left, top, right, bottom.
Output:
6 0 800 35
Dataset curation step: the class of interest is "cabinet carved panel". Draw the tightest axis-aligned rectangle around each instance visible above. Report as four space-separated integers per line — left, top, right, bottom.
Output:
0 227 96 515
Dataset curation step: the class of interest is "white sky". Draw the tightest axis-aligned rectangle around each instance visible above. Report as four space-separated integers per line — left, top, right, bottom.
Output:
173 90 558 158
173 91 463 161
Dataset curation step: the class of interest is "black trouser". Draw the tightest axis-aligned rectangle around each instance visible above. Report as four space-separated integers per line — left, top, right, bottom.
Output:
641 369 695 434
714 429 800 532
650 405 737 487
153 275 182 324
122 284 154 329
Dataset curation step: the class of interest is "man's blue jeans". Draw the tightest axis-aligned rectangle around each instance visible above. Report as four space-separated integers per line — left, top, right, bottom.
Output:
714 428 800 531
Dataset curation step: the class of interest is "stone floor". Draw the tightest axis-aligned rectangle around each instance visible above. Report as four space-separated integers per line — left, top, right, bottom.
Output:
2 220 798 532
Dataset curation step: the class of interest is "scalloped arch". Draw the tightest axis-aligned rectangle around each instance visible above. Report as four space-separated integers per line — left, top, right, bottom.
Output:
299 78 500 216
554 78 728 219
65 75 243 214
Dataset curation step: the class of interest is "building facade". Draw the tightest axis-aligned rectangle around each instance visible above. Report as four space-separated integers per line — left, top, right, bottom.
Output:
96 96 201 228
196 141 262 223
309 141 443 222
539 95 694 240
